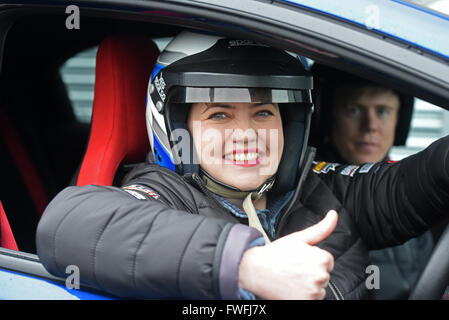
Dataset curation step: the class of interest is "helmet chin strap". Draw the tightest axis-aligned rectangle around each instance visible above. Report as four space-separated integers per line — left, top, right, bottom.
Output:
199 168 275 200
200 169 275 244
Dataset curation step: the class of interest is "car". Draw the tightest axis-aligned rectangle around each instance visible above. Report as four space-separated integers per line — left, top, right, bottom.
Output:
0 0 448 301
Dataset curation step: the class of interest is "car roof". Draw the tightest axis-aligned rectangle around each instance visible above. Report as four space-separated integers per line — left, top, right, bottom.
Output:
1 1 448 106
281 0 449 60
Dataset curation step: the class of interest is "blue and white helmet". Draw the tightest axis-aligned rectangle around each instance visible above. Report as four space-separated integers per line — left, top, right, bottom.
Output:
146 30 314 193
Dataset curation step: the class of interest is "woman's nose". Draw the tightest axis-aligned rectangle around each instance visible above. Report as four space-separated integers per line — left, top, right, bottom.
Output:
231 127 257 143
231 117 257 143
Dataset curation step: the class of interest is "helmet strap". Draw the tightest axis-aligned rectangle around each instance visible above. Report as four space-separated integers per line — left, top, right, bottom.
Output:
200 169 274 244
200 168 275 200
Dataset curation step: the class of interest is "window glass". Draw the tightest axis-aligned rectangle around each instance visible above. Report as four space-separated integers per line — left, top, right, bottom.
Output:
60 46 97 123
60 37 173 123
390 99 449 159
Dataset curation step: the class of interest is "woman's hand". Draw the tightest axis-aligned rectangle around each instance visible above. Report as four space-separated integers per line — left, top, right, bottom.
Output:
238 210 338 300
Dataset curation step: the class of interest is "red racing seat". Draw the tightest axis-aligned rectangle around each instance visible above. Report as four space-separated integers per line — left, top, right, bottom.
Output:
74 35 160 186
0 201 18 251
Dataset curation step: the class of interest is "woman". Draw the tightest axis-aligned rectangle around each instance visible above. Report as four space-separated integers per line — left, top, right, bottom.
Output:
36 31 449 300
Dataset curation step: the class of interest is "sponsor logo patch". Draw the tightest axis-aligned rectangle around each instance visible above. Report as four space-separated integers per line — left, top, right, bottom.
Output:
359 162 376 174
228 39 269 47
312 162 340 174
122 184 161 200
312 161 327 173
154 73 166 102
123 189 147 200
322 162 339 174
340 165 359 177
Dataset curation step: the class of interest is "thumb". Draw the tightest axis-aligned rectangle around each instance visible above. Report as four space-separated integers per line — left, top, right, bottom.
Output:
294 210 338 245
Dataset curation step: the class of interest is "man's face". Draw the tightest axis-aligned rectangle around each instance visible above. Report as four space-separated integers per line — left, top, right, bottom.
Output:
188 102 284 191
331 87 400 165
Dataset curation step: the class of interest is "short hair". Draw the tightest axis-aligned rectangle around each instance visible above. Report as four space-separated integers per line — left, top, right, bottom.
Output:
331 83 399 112
311 64 414 146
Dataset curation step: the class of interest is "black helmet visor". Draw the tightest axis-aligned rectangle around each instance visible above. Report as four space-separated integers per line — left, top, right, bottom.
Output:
167 87 311 104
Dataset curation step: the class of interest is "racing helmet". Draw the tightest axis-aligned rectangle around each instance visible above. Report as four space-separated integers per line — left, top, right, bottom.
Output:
146 30 314 194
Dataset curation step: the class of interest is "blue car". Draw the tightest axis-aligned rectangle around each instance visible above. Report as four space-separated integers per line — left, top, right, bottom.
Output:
0 0 448 300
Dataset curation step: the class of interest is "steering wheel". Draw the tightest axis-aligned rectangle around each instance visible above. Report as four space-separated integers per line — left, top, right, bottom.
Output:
409 223 449 300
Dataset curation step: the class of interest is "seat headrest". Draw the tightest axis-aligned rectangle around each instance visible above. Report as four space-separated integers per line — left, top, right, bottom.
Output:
75 35 160 186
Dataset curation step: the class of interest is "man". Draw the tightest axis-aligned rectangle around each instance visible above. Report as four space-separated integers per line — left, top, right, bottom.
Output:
311 64 414 164
311 64 434 299
329 84 399 164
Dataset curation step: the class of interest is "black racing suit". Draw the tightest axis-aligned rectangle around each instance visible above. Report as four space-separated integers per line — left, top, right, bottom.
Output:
315 139 435 299
36 135 449 299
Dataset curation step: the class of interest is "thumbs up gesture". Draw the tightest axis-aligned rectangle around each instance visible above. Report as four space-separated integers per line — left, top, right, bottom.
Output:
238 210 338 300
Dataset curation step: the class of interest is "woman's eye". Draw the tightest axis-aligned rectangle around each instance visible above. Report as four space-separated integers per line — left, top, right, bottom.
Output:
209 112 228 120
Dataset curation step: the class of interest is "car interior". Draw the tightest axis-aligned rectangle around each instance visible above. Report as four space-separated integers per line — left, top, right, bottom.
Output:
0 8 448 299
0 14 183 253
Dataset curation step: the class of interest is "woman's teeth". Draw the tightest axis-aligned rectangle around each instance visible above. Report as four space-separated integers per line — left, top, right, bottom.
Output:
225 152 259 161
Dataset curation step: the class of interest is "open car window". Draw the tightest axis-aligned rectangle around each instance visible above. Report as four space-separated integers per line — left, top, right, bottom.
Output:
60 46 97 124
390 98 449 160
60 37 173 124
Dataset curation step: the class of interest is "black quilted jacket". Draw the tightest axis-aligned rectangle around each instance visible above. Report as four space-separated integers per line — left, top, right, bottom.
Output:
36 136 449 299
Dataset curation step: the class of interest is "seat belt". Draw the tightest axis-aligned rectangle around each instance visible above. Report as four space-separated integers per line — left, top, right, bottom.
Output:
0 110 49 216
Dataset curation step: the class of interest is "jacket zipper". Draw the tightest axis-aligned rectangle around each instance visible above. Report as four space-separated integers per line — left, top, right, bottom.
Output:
189 173 234 215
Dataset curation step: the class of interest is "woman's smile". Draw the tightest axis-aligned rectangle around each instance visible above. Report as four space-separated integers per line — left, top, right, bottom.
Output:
224 149 261 166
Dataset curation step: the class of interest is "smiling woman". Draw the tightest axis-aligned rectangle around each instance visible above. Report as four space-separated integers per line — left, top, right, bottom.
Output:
188 102 284 195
